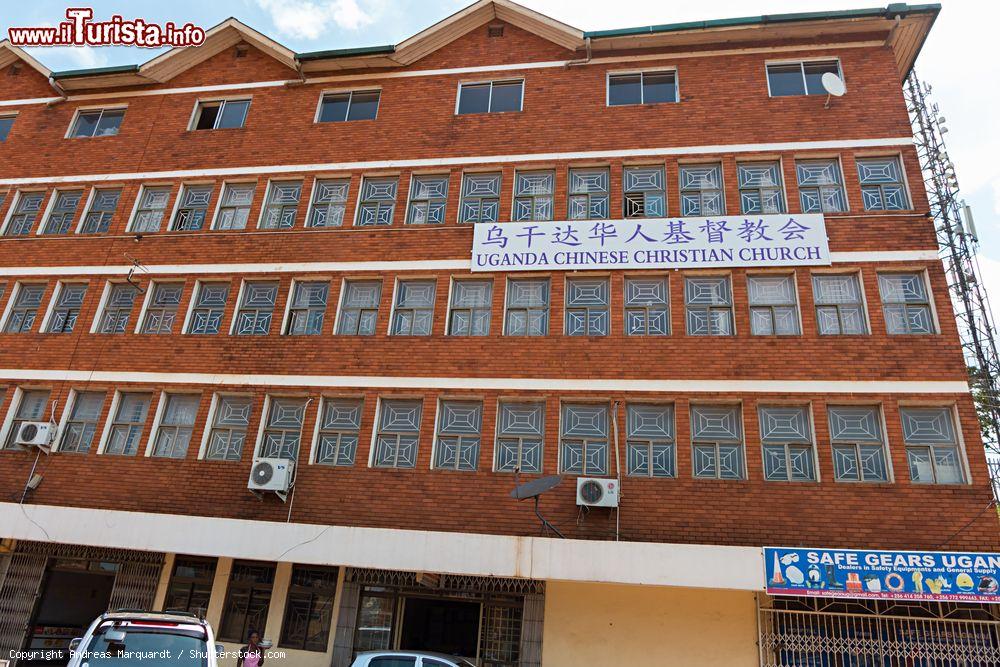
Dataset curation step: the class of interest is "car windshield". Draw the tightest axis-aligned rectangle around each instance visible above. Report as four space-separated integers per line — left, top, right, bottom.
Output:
83 626 207 666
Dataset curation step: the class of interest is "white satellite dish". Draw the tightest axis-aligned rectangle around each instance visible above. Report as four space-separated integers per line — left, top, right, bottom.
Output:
822 72 846 108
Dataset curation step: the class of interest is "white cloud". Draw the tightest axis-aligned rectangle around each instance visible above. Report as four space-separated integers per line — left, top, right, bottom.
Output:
255 0 376 39
26 44 108 70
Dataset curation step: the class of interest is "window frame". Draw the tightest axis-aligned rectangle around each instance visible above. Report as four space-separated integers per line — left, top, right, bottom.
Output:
335 278 382 336
493 400 545 473
455 79 525 115
38 188 84 235
168 182 215 232
446 277 493 337
404 173 450 225
0 112 16 142
217 560 275 644
624 275 670 336
353 175 399 227
828 404 892 483
147 391 202 459
304 176 351 229
558 401 611 476
163 556 217 618
2 190 47 237
678 163 726 216
795 157 849 213
736 159 788 215
564 275 611 336
91 280 141 335
690 403 746 480
369 396 424 469
432 398 484 472
253 394 309 461
97 390 153 456
389 278 437 336
877 270 938 335
188 97 251 131
765 58 844 98
503 276 550 336
747 272 802 336
210 181 256 231
900 405 969 485
458 171 503 224
66 105 127 139
1 387 51 450
811 271 870 336
622 165 667 219
230 279 280 336
126 183 173 234
856 154 912 212
310 396 364 466
256 179 303 230
606 68 679 106
77 186 122 234
512 170 555 222
684 274 735 336
281 279 331 336
0 281 47 334
55 388 107 454
314 88 381 123
136 281 186 335
278 565 340 652
198 392 254 461
182 280 231 335
758 404 820 482
625 402 676 478
40 280 88 334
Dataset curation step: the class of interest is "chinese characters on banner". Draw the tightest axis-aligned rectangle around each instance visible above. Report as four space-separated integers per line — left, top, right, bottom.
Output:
471 214 830 272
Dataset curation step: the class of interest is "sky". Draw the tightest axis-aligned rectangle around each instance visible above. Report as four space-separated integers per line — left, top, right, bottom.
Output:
2 0 998 321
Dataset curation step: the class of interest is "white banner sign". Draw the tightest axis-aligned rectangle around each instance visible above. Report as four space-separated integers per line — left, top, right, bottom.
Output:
471 214 830 272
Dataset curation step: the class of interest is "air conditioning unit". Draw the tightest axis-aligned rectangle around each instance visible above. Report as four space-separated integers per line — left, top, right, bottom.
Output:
576 477 619 508
248 457 294 497
14 421 54 451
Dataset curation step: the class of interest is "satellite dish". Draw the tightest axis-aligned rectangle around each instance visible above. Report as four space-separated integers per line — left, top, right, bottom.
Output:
510 475 565 538
822 72 846 96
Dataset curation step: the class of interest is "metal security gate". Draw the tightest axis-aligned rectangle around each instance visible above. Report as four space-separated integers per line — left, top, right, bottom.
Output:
758 596 1000 665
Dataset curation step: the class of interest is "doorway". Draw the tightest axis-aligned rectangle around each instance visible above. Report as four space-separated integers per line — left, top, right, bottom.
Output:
400 597 481 659
23 567 115 666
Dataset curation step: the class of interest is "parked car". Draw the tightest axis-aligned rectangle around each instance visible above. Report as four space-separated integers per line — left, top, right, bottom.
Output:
67 610 222 666
350 651 476 667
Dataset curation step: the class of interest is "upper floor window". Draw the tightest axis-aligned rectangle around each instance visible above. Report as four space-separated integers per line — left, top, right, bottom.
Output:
285 281 329 335
41 190 83 235
623 166 665 218
129 185 171 233
205 394 252 461
812 273 867 335
0 115 14 141
391 279 436 336
459 172 501 224
80 188 121 234
608 71 677 106
213 182 255 230
829 405 888 483
3 389 50 449
513 171 554 222
457 80 523 114
738 161 785 214
796 159 847 213
45 282 88 333
4 191 45 236
766 60 841 97
494 402 544 473
626 403 675 478
433 400 483 471
3 283 46 333
568 168 609 220
336 280 381 336
857 157 909 211
97 283 138 334
59 390 105 454
748 274 800 336
679 164 724 216
307 179 349 228
759 405 817 482
448 279 492 336
140 282 184 334
234 281 278 336
69 107 125 138
685 276 733 336
317 90 380 122
104 391 151 456
624 276 669 336
505 277 549 336
406 175 449 225
259 181 302 230
560 403 609 475
373 398 423 468
152 393 200 459
170 184 213 231
259 396 307 461
192 99 249 130
691 404 744 479
186 282 229 335
355 177 398 226
878 272 934 334
565 277 609 336
901 407 965 484
315 398 363 466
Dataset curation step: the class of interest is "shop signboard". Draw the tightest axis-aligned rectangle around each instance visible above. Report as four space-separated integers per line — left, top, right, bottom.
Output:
765 546 1000 603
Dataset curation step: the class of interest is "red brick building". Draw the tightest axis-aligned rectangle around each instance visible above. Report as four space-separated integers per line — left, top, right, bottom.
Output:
0 1 997 665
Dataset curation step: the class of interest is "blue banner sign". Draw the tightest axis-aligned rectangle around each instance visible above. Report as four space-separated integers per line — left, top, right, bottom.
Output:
765 547 1000 603
471 214 830 272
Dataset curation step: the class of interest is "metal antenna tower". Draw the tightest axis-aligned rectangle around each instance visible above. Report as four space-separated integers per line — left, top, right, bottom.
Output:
905 70 1000 471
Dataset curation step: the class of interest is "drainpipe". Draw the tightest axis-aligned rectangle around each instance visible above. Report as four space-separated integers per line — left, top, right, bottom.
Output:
885 14 902 47
566 36 592 67
45 77 68 106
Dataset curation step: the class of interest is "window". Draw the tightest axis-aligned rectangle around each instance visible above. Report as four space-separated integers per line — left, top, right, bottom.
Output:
307 179 349 228
152 394 200 458
0 115 14 141
213 183 255 230
391 280 436 336
560 403 609 475
164 557 216 617
260 397 307 460
129 186 171 233
45 283 88 333
685 276 733 336
691 404 744 479
760 406 817 482
901 407 965 484
80 188 121 234
259 181 302 229
494 402 544 473
4 192 45 236
738 162 785 214
406 175 449 225
280 566 339 652
373 398 422 468
796 159 846 213
3 389 49 449
623 166 666 218
285 281 329 335
141 283 184 334
41 190 83 234
829 406 888 482
748 274 800 335
97 283 139 334
626 404 675 477
193 99 250 130
608 71 677 106
59 391 105 453
679 164 724 216
104 392 152 455
205 395 252 461
878 273 933 334
186 282 229 335
3 283 45 333
857 157 909 210
565 277 609 336
505 278 549 336
459 172 501 223
513 171 554 222
767 60 841 97
355 177 398 226
234 281 278 336
812 274 867 335
317 90 379 122
624 277 669 336
218 561 275 643
315 398 362 465
69 108 125 138
434 400 482 471
336 280 381 336
568 168 609 220
448 279 492 336
170 184 213 231
457 80 523 114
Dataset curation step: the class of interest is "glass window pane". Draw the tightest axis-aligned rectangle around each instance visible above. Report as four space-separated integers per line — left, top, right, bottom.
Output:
346 91 380 121
458 83 491 114
803 61 841 95
642 72 676 103
608 74 641 106
489 81 522 112
767 64 805 96
94 109 124 136
0 116 14 142
217 100 249 129
318 93 350 122
72 111 101 138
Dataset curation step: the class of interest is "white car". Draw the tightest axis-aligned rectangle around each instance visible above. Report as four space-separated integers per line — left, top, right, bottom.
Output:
350 651 476 667
67 610 222 667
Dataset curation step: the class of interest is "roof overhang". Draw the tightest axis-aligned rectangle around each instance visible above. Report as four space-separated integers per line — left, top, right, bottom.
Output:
0 40 53 80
